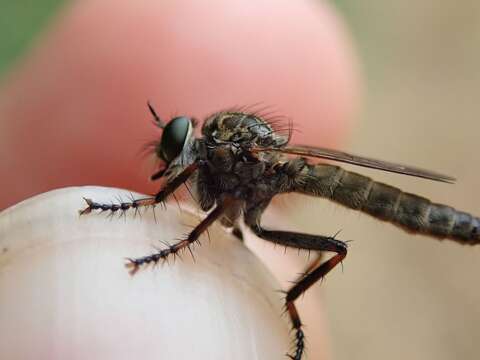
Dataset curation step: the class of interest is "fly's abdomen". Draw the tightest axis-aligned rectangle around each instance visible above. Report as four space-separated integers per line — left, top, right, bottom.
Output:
295 163 480 245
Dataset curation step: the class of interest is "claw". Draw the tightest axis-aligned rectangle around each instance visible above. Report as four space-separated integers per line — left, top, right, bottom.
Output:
79 198 93 215
124 258 140 276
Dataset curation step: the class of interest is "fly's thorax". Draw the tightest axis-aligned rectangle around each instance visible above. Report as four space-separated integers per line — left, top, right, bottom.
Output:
196 110 288 205
200 140 274 201
205 143 267 180
202 111 287 147
208 145 236 173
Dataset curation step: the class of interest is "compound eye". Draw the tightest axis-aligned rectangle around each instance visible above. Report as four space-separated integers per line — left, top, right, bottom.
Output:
158 116 191 162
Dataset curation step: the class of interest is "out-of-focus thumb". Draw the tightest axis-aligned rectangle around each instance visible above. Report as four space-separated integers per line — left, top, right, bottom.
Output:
0 187 296 359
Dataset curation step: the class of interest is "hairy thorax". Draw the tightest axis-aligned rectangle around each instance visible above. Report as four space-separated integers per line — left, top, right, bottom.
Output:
194 111 287 212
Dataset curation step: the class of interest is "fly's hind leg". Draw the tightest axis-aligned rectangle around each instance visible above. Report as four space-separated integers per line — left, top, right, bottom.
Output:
284 238 347 359
245 203 348 360
255 229 347 360
79 163 198 216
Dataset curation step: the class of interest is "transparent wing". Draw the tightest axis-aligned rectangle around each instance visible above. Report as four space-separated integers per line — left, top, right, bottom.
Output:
256 145 455 183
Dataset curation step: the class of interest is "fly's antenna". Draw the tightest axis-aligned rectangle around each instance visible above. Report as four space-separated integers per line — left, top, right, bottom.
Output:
147 101 165 128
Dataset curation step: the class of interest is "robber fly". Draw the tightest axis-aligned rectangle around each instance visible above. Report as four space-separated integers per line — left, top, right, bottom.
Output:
80 103 479 360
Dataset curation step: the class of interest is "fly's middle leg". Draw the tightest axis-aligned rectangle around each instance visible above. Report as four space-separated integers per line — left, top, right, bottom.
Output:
219 202 244 242
126 196 235 275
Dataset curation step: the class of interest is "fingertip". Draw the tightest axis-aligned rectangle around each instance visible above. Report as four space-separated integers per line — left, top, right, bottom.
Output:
0 0 360 209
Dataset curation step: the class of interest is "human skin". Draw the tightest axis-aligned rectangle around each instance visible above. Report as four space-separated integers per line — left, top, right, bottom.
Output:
0 0 360 359
0 187 295 359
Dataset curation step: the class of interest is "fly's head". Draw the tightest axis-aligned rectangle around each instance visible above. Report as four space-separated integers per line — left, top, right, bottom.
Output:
148 102 197 181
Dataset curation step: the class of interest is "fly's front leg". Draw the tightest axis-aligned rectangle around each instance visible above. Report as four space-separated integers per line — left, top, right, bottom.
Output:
79 163 198 216
126 196 236 275
245 203 348 360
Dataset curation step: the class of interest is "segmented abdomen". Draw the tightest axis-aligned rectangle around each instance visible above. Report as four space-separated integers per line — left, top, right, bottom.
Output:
295 163 480 245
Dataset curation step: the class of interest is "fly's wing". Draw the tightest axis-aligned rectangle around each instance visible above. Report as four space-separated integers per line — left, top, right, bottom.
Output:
256 145 456 183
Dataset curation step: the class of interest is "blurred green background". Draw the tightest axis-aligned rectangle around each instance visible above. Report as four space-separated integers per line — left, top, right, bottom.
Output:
1 1 479 360
0 1 64 75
